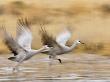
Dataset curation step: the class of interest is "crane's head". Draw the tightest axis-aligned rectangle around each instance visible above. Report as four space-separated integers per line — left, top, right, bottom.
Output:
75 40 85 44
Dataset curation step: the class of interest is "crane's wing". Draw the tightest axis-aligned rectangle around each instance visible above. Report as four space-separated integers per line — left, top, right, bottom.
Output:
39 27 63 53
39 27 57 47
1 27 26 56
56 28 72 47
16 18 32 50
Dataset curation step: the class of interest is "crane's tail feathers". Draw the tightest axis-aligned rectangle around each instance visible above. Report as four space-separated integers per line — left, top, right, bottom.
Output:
8 57 16 61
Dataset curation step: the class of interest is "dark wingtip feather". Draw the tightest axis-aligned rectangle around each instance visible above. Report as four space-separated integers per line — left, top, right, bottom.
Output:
39 26 56 47
0 27 18 56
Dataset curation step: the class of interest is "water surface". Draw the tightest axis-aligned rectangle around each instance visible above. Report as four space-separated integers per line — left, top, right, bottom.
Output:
0 54 110 82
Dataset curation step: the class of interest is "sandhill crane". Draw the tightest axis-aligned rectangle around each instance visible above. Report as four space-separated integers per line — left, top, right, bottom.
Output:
40 27 84 64
1 18 49 71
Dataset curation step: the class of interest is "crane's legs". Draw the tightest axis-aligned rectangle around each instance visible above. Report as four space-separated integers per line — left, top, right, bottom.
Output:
57 59 62 64
49 55 62 64
12 55 26 72
13 58 25 72
13 62 21 72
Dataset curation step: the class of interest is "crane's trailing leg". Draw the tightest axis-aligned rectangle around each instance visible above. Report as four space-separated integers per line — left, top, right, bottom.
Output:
13 62 21 72
49 55 62 64
13 56 25 72
54 55 62 64
57 59 62 64
49 55 54 65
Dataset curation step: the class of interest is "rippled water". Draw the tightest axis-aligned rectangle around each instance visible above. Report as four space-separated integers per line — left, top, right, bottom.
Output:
0 54 110 82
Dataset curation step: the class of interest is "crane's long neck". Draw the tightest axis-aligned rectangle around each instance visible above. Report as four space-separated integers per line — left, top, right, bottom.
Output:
69 42 78 51
30 47 45 56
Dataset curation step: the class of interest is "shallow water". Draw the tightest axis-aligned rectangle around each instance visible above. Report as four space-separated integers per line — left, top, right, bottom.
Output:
0 54 110 81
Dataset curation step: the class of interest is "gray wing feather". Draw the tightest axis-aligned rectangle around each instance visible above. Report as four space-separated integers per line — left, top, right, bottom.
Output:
16 18 32 50
39 27 57 47
1 27 26 56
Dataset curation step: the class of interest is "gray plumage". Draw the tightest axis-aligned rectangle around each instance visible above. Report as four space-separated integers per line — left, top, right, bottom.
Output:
40 27 84 63
1 18 49 71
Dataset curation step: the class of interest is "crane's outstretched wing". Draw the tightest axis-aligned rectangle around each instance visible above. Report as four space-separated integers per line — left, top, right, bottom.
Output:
56 28 72 47
39 27 56 47
16 18 32 51
1 27 26 56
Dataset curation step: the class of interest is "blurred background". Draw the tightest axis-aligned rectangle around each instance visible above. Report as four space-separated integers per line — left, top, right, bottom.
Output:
0 0 110 55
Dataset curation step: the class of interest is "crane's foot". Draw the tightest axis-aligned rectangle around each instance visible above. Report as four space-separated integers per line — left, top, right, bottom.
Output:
49 56 62 64
57 59 62 64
